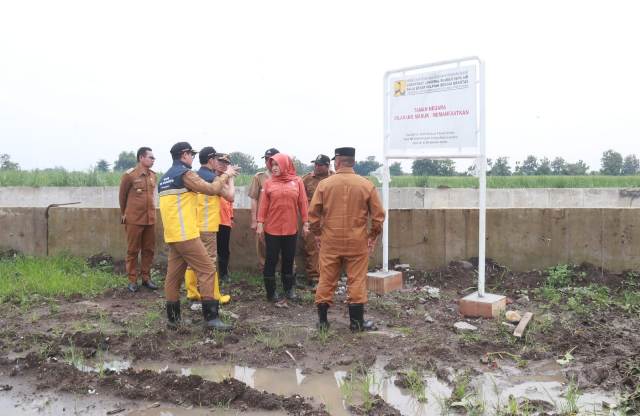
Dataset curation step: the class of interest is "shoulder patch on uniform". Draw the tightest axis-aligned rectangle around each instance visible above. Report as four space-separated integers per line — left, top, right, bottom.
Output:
125 167 135 174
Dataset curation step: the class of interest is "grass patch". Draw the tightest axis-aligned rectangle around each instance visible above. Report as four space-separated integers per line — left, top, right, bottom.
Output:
0 254 122 304
126 309 162 337
400 369 428 403
339 366 378 413
251 326 294 351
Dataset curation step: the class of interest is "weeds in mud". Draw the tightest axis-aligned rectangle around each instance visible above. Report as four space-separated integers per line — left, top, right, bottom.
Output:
458 331 481 345
401 369 428 403
557 380 581 415
339 366 378 413
64 342 84 369
298 291 315 305
251 326 293 351
495 395 536 416
311 326 334 345
0 254 121 304
126 309 161 337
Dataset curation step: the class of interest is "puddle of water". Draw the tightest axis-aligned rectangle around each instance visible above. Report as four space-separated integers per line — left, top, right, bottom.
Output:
136 360 449 416
135 358 622 416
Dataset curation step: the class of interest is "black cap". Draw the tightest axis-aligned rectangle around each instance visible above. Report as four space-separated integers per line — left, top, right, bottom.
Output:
199 146 217 164
331 147 356 160
311 154 331 165
170 141 198 157
263 148 279 159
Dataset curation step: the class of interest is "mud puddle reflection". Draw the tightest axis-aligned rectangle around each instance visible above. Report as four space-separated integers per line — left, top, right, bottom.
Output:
136 359 621 416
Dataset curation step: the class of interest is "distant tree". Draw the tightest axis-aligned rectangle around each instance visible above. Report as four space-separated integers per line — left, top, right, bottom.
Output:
354 156 382 176
412 159 456 176
229 151 258 174
292 156 312 175
95 159 110 172
113 151 137 171
0 154 20 170
566 160 589 175
551 157 567 175
389 162 404 176
536 157 552 175
488 157 511 176
622 154 640 175
515 155 538 176
600 149 623 175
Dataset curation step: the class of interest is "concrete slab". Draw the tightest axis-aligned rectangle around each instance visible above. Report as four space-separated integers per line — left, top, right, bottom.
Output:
459 292 506 318
367 270 403 295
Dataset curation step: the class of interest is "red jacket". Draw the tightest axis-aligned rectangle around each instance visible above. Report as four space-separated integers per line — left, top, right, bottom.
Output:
258 177 308 235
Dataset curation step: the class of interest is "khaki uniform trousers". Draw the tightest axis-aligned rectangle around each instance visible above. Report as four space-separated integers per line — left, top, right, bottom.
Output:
302 231 319 281
125 224 155 284
314 248 369 306
165 237 215 302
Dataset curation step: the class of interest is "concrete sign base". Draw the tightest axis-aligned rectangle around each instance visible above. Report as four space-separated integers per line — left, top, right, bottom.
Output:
459 292 506 318
367 270 403 295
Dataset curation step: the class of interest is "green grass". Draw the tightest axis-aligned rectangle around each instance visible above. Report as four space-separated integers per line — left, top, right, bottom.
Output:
0 254 122 304
3 168 640 188
372 175 640 188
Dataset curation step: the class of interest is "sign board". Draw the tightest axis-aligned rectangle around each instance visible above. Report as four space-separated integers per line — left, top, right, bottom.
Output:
382 57 488 296
387 66 477 155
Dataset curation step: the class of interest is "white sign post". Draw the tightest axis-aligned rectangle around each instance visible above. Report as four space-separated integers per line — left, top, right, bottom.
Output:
383 57 491 301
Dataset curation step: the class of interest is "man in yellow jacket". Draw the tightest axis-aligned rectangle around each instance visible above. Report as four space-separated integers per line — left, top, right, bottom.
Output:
158 142 238 331
184 147 234 308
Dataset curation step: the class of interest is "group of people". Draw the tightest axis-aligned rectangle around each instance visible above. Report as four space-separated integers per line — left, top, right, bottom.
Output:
119 142 385 332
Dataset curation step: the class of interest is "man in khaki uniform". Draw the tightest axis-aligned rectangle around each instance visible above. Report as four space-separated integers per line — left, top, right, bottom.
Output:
159 142 238 331
248 147 279 272
301 154 332 286
119 146 159 293
310 147 385 332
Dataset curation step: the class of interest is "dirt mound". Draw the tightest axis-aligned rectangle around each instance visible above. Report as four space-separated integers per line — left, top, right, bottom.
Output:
349 394 401 415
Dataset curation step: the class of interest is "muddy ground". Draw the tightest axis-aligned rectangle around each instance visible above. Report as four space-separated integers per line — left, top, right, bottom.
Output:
0 255 639 415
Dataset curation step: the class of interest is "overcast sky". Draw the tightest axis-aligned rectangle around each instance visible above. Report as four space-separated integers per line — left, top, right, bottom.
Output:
1 0 638 173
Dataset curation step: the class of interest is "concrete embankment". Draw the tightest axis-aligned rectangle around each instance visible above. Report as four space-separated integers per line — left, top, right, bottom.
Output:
1 205 638 272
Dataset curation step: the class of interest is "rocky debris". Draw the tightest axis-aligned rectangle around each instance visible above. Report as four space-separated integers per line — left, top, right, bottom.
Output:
454 322 477 332
394 264 411 271
453 260 474 270
505 311 522 323
424 313 435 323
516 294 530 304
501 322 516 331
421 286 441 299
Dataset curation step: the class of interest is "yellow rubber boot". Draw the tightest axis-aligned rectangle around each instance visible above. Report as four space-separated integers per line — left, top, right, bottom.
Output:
185 267 201 301
214 271 231 304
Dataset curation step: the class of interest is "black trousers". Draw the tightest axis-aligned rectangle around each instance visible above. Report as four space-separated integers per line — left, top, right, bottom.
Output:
217 225 231 277
264 233 297 277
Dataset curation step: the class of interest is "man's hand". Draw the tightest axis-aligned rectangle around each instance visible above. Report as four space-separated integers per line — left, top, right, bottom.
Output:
256 222 264 236
225 165 240 177
250 219 257 230
315 236 321 250
367 237 377 256
302 222 310 236
120 215 126 224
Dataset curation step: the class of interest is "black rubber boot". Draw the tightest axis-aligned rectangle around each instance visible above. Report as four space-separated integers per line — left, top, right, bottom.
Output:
348 304 377 332
317 303 330 330
166 301 181 330
264 276 279 302
202 300 233 331
283 274 298 300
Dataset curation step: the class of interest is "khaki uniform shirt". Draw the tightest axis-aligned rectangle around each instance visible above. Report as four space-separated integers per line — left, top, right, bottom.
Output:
302 171 332 202
248 171 270 211
119 165 157 225
309 167 385 255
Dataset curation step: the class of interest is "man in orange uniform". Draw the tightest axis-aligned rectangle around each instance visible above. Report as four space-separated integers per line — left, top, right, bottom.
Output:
119 146 159 293
310 147 385 331
301 154 332 287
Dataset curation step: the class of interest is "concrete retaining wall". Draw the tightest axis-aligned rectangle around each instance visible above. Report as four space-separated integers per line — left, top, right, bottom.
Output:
2 207 638 273
2 186 640 209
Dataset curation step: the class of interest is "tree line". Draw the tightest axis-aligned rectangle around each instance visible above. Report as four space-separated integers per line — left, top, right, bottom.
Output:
1 149 638 177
